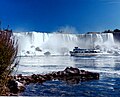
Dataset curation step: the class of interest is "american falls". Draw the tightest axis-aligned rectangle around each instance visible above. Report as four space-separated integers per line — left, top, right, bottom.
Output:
13 31 120 56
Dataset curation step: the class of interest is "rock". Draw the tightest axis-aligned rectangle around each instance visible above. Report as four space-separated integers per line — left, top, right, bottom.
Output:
7 78 26 94
57 71 64 77
16 81 25 92
66 77 80 84
64 67 80 76
9 67 99 94
7 79 19 94
19 67 99 84
44 51 51 56
26 51 30 54
24 76 33 84
35 47 42 51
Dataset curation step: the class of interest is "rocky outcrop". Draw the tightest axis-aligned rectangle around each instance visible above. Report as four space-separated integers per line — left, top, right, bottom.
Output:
113 32 120 42
8 67 99 95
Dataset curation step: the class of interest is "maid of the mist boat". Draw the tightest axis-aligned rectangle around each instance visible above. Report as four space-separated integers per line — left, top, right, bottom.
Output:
69 47 106 57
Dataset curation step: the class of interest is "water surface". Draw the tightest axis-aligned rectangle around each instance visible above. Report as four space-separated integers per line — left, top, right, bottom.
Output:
16 55 120 96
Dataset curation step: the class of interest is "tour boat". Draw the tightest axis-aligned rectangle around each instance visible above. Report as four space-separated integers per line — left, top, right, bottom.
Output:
70 47 104 57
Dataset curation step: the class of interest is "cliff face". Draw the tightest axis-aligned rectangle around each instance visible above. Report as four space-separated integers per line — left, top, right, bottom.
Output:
102 29 120 42
113 32 120 42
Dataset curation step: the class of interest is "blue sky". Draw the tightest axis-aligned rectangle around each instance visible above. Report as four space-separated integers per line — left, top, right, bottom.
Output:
0 0 120 33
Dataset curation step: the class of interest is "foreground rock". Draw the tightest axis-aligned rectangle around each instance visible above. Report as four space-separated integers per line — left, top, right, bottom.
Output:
8 67 99 95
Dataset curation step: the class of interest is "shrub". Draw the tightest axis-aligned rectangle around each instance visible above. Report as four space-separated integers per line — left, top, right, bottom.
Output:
0 29 18 95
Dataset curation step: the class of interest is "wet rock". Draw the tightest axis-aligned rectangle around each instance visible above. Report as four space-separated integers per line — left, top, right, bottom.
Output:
16 81 25 92
10 67 99 94
24 76 33 84
64 67 80 76
35 47 42 52
44 74 52 80
26 51 30 54
44 51 51 56
66 77 80 84
7 78 25 94
57 71 64 77
7 79 19 94
16 67 99 85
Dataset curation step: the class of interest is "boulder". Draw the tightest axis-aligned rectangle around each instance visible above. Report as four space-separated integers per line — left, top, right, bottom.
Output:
64 67 80 76
11 67 99 94
7 79 18 94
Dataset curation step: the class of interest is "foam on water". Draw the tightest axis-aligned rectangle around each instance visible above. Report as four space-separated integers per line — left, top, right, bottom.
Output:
14 55 120 77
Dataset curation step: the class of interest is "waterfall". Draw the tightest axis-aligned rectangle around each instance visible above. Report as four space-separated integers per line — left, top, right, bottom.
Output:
13 32 118 56
107 33 115 45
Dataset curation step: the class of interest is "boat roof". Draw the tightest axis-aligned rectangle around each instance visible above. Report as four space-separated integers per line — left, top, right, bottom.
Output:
73 47 100 51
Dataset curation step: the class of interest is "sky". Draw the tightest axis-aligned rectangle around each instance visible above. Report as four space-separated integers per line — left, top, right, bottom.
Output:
0 0 120 33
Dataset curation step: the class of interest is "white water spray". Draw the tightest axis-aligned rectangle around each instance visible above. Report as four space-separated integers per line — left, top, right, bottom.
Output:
14 30 120 56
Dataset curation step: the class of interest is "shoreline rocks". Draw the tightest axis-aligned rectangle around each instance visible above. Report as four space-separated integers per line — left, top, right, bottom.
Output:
8 67 99 95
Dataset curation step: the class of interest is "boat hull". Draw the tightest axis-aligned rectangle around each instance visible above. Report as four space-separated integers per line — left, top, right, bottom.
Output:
70 52 104 57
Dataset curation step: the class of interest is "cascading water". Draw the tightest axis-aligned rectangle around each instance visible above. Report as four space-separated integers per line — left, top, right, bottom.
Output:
13 32 119 56
42 33 78 55
98 33 115 52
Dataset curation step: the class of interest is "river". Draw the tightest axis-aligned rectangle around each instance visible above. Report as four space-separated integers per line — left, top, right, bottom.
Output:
15 55 120 96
